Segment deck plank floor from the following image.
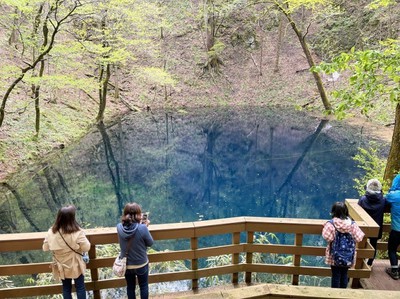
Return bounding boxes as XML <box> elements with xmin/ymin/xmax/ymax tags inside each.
<box><xmin>153</xmin><ymin>259</ymin><xmax>400</xmax><ymax>298</ymax></box>
<box><xmin>360</xmin><ymin>259</ymin><xmax>400</xmax><ymax>291</ymax></box>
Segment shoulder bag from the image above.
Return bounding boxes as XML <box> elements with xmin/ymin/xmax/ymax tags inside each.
<box><xmin>113</xmin><ymin>237</ymin><xmax>133</xmax><ymax>277</ymax></box>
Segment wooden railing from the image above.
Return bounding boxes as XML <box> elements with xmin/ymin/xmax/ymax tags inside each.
<box><xmin>0</xmin><ymin>199</ymin><xmax>380</xmax><ymax>299</ymax></box>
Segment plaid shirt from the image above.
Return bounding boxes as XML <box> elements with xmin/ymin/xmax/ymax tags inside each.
<box><xmin>322</xmin><ymin>218</ymin><xmax>365</xmax><ymax>266</ymax></box>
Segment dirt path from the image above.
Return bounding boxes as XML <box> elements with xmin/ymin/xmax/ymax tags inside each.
<box><xmin>344</xmin><ymin>117</ymin><xmax>393</xmax><ymax>143</ymax></box>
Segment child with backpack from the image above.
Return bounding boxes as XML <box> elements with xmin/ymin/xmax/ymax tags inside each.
<box><xmin>322</xmin><ymin>201</ymin><xmax>365</xmax><ymax>288</ymax></box>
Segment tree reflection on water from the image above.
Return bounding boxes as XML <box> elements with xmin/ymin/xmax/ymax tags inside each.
<box><xmin>0</xmin><ymin>107</ymin><xmax>380</xmax><ymax>236</ymax></box>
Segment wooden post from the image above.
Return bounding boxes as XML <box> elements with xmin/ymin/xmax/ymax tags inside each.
<box><xmin>245</xmin><ymin>231</ymin><xmax>254</xmax><ymax>284</ymax></box>
<box><xmin>232</xmin><ymin>232</ymin><xmax>240</xmax><ymax>284</ymax></box>
<box><xmin>351</xmin><ymin>238</ymin><xmax>367</xmax><ymax>288</ymax></box>
<box><xmin>191</xmin><ymin>237</ymin><xmax>198</xmax><ymax>290</ymax></box>
<box><xmin>292</xmin><ymin>233</ymin><xmax>303</xmax><ymax>285</ymax></box>
<box><xmin>88</xmin><ymin>245</ymin><xmax>100</xmax><ymax>299</ymax></box>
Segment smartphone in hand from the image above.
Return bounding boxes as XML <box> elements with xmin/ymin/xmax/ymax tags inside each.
<box><xmin>141</xmin><ymin>212</ymin><xmax>150</xmax><ymax>224</ymax></box>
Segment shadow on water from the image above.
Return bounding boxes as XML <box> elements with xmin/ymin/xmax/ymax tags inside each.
<box><xmin>0</xmin><ymin>107</ymin><xmax>383</xmax><ymax>236</ymax></box>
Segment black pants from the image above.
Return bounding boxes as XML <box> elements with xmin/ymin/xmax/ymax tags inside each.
<box><xmin>331</xmin><ymin>266</ymin><xmax>349</xmax><ymax>288</ymax></box>
<box><xmin>367</xmin><ymin>237</ymin><xmax>378</xmax><ymax>266</ymax></box>
<box><xmin>388</xmin><ymin>230</ymin><xmax>400</xmax><ymax>267</ymax></box>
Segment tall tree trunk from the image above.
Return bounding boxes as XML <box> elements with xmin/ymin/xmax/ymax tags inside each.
<box><xmin>276</xmin><ymin>4</ymin><xmax>332</xmax><ymax>112</ymax></box>
<box><xmin>33</xmin><ymin>59</ymin><xmax>45</xmax><ymax>135</ymax></box>
<box><xmin>96</xmin><ymin>63</ymin><xmax>110</xmax><ymax>122</ymax></box>
<box><xmin>384</xmin><ymin>103</ymin><xmax>400</xmax><ymax>184</ymax></box>
<box><xmin>274</xmin><ymin>14</ymin><xmax>284</xmax><ymax>73</ymax></box>
<box><xmin>204</xmin><ymin>0</ymin><xmax>214</xmax><ymax>51</ymax></box>
<box><xmin>96</xmin><ymin>13</ymin><xmax>111</xmax><ymax>123</ymax></box>
<box><xmin>114</xmin><ymin>65</ymin><xmax>120</xmax><ymax>99</ymax></box>
<box><xmin>8</xmin><ymin>8</ymin><xmax>20</xmax><ymax>47</ymax></box>
<box><xmin>202</xmin><ymin>0</ymin><xmax>221</xmax><ymax>72</ymax></box>
<box><xmin>32</xmin><ymin>8</ymin><xmax>49</xmax><ymax>136</ymax></box>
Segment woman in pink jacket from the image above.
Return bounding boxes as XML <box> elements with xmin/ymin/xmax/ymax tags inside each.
<box><xmin>43</xmin><ymin>205</ymin><xmax>91</xmax><ymax>299</ymax></box>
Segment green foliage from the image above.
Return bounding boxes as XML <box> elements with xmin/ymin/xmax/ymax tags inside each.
<box><xmin>310</xmin><ymin>6</ymin><xmax>358</xmax><ymax>61</ymax></box>
<box><xmin>201</xmin><ymin>232</ymin><xmax>295</xmax><ymax>287</ymax></box>
<box><xmin>353</xmin><ymin>143</ymin><xmax>386</xmax><ymax>195</ymax></box>
<box><xmin>148</xmin><ymin>248</ymin><xmax>189</xmax><ymax>273</ymax></box>
<box><xmin>286</xmin><ymin>0</ymin><xmax>328</xmax><ymax>12</ymax></box>
<box><xmin>314</xmin><ymin>39</ymin><xmax>400</xmax><ymax>119</ymax></box>
<box><xmin>208</xmin><ymin>40</ymin><xmax>225</xmax><ymax>59</ymax></box>
<box><xmin>367</xmin><ymin>0</ymin><xmax>396</xmax><ymax>9</ymax></box>
<box><xmin>138</xmin><ymin>67</ymin><xmax>177</xmax><ymax>87</ymax></box>
<box><xmin>24</xmin><ymin>74</ymin><xmax>97</xmax><ymax>94</ymax></box>
<box><xmin>252</xmin><ymin>232</ymin><xmax>292</xmax><ymax>264</ymax></box>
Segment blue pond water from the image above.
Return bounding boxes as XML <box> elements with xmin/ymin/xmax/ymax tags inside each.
<box><xmin>0</xmin><ymin>106</ymin><xmax>387</xmax><ymax>292</ymax></box>
<box><xmin>0</xmin><ymin>107</ymin><xmax>375</xmax><ymax>236</ymax></box>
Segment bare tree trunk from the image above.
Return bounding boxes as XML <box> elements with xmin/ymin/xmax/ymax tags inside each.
<box><xmin>33</xmin><ymin>7</ymin><xmax>49</xmax><ymax>136</ymax></box>
<box><xmin>96</xmin><ymin>63</ymin><xmax>110</xmax><ymax>122</ymax></box>
<box><xmin>33</xmin><ymin>59</ymin><xmax>45</xmax><ymax>136</ymax></box>
<box><xmin>204</xmin><ymin>0</ymin><xmax>214</xmax><ymax>51</ymax></box>
<box><xmin>96</xmin><ymin>12</ymin><xmax>111</xmax><ymax>123</ymax></box>
<box><xmin>8</xmin><ymin>8</ymin><xmax>20</xmax><ymax>46</ymax></box>
<box><xmin>276</xmin><ymin>4</ymin><xmax>332</xmax><ymax>112</ymax></box>
<box><xmin>114</xmin><ymin>65</ymin><xmax>120</xmax><ymax>99</ymax></box>
<box><xmin>202</xmin><ymin>0</ymin><xmax>222</xmax><ymax>73</ymax></box>
<box><xmin>259</xmin><ymin>34</ymin><xmax>263</xmax><ymax>77</ymax></box>
<box><xmin>274</xmin><ymin>14</ymin><xmax>284</xmax><ymax>73</ymax></box>
<box><xmin>384</xmin><ymin>103</ymin><xmax>400</xmax><ymax>184</ymax></box>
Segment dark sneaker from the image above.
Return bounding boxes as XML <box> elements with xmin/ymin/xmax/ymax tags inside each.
<box><xmin>386</xmin><ymin>267</ymin><xmax>399</xmax><ymax>280</ymax></box>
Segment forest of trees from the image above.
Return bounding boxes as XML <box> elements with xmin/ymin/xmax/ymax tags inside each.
<box><xmin>0</xmin><ymin>0</ymin><xmax>399</xmax><ymax>184</ymax></box>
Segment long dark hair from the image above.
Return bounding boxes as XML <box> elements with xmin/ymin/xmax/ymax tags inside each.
<box><xmin>121</xmin><ymin>202</ymin><xmax>142</xmax><ymax>225</ymax></box>
<box><xmin>330</xmin><ymin>201</ymin><xmax>349</xmax><ymax>220</ymax></box>
<box><xmin>52</xmin><ymin>205</ymin><xmax>81</xmax><ymax>234</ymax></box>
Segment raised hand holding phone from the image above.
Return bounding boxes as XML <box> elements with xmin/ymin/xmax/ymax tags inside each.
<box><xmin>141</xmin><ymin>212</ymin><xmax>150</xmax><ymax>226</ymax></box>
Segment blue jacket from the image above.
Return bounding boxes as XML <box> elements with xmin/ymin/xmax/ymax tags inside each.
<box><xmin>386</xmin><ymin>174</ymin><xmax>400</xmax><ymax>232</ymax></box>
<box><xmin>358</xmin><ymin>190</ymin><xmax>387</xmax><ymax>238</ymax></box>
<box><xmin>117</xmin><ymin>222</ymin><xmax>154</xmax><ymax>266</ymax></box>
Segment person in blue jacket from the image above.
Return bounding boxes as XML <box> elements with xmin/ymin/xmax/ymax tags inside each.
<box><xmin>117</xmin><ymin>202</ymin><xmax>154</xmax><ymax>299</ymax></box>
<box><xmin>385</xmin><ymin>174</ymin><xmax>400</xmax><ymax>280</ymax></box>
<box><xmin>358</xmin><ymin>178</ymin><xmax>387</xmax><ymax>266</ymax></box>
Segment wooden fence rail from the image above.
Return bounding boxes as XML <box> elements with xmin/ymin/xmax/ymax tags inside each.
<box><xmin>0</xmin><ymin>199</ymin><xmax>382</xmax><ymax>298</ymax></box>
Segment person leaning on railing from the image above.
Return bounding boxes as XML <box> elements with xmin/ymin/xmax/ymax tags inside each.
<box><xmin>43</xmin><ymin>205</ymin><xmax>91</xmax><ymax>299</ymax></box>
<box><xmin>358</xmin><ymin>178</ymin><xmax>387</xmax><ymax>267</ymax></box>
<box><xmin>117</xmin><ymin>202</ymin><xmax>154</xmax><ymax>299</ymax></box>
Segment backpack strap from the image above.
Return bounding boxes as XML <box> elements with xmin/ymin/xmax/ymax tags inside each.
<box><xmin>328</xmin><ymin>219</ymin><xmax>336</xmax><ymax>230</ymax></box>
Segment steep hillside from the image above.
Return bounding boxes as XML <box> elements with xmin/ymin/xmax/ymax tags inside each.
<box><xmin>0</xmin><ymin>1</ymin><xmax>398</xmax><ymax>181</ymax></box>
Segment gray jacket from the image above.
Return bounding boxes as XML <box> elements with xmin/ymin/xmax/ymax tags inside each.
<box><xmin>117</xmin><ymin>222</ymin><xmax>154</xmax><ymax>265</ymax></box>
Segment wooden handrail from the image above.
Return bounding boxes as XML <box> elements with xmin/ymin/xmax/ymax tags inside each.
<box><xmin>0</xmin><ymin>199</ymin><xmax>380</xmax><ymax>298</ymax></box>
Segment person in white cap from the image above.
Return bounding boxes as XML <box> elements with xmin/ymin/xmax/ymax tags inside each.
<box><xmin>358</xmin><ymin>178</ymin><xmax>387</xmax><ymax>267</ymax></box>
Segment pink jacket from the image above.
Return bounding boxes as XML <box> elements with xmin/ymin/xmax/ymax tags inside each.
<box><xmin>322</xmin><ymin>217</ymin><xmax>365</xmax><ymax>266</ymax></box>
<box><xmin>43</xmin><ymin>229</ymin><xmax>91</xmax><ymax>280</ymax></box>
